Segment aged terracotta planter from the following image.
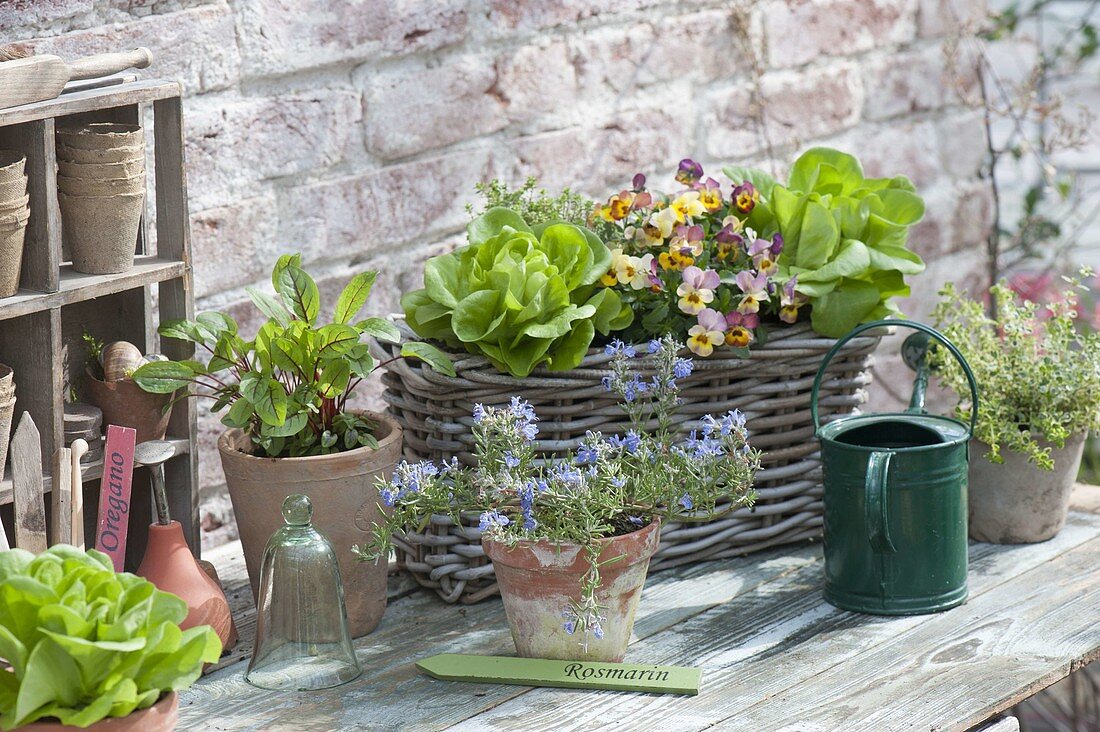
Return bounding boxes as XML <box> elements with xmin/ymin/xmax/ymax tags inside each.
<box><xmin>484</xmin><ymin>520</ymin><xmax>661</xmax><ymax>662</ymax></box>
<box><xmin>85</xmin><ymin>370</ymin><xmax>172</xmax><ymax>442</ymax></box>
<box><xmin>968</xmin><ymin>433</ymin><xmax>1088</xmax><ymax>544</ymax></box>
<box><xmin>23</xmin><ymin>692</ymin><xmax>177</xmax><ymax>731</ymax></box>
<box><xmin>218</xmin><ymin>410</ymin><xmax>402</xmax><ymax>638</ymax></box>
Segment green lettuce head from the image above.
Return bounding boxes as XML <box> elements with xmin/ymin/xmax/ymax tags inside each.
<box><xmin>403</xmin><ymin>208</ymin><xmax>633</xmax><ymax>377</ymax></box>
<box><xmin>0</xmin><ymin>545</ymin><xmax>221</xmax><ymax>730</ymax></box>
<box><xmin>728</xmin><ymin>147</ymin><xmax>926</xmax><ymax>337</ymax></box>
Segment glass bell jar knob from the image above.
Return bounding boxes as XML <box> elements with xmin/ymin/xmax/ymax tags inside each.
<box><xmin>245</xmin><ymin>494</ymin><xmax>362</xmax><ymax>690</ymax></box>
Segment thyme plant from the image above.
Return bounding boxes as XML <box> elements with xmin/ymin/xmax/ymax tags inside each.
<box><xmin>358</xmin><ymin>336</ymin><xmax>760</xmax><ymax>648</ymax></box>
<box><xmin>931</xmin><ymin>278</ymin><xmax>1100</xmax><ymax>469</ymax></box>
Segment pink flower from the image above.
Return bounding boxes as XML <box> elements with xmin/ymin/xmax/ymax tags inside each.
<box><xmin>734</xmin><ymin>270</ymin><xmax>770</xmax><ymax>314</ymax></box>
<box><xmin>724</xmin><ymin>311</ymin><xmax>758</xmax><ymax>347</ymax></box>
<box><xmin>688</xmin><ymin>308</ymin><xmax>726</xmax><ymax>357</ymax></box>
<box><xmin>677</xmin><ymin>266</ymin><xmax>720</xmax><ymax>315</ymax></box>
<box><xmin>748</xmin><ymin>238</ymin><xmax>779</xmax><ymax>276</ymax></box>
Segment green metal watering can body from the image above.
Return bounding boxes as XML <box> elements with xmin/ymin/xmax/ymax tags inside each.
<box><xmin>812</xmin><ymin>321</ymin><xmax>980</xmax><ymax>616</ymax></box>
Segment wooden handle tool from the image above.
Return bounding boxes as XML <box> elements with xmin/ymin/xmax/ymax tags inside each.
<box><xmin>70</xmin><ymin>439</ymin><xmax>88</xmax><ymax>551</ymax></box>
<box><xmin>0</xmin><ymin>48</ymin><xmax>153</xmax><ymax>111</ymax></box>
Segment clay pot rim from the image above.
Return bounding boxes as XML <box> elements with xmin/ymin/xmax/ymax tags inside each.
<box><xmin>25</xmin><ymin>691</ymin><xmax>178</xmax><ymax>730</ymax></box>
<box><xmin>484</xmin><ymin>518</ymin><xmax>661</xmax><ymax>570</ymax></box>
<box><xmin>217</xmin><ymin>409</ymin><xmax>402</xmax><ymax>464</ymax></box>
<box><xmin>970</xmin><ymin>432</ymin><xmax>1088</xmax><ymax>454</ymax></box>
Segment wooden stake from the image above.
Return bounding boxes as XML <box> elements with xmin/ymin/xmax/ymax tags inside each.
<box><xmin>50</xmin><ymin>446</ymin><xmax>72</xmax><ymax>545</ymax></box>
<box><xmin>70</xmin><ymin>439</ymin><xmax>88</xmax><ymax>551</ymax></box>
<box><xmin>9</xmin><ymin>412</ymin><xmax>46</xmax><ymax>553</ymax></box>
<box><xmin>416</xmin><ymin>654</ymin><xmax>701</xmax><ymax>696</ymax></box>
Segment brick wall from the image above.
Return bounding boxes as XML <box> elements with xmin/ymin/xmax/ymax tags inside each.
<box><xmin>1</xmin><ymin>0</ymin><xmax>992</xmax><ymax>546</ymax></box>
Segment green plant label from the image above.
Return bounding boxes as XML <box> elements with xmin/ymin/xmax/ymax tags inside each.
<box><xmin>416</xmin><ymin>653</ymin><xmax>701</xmax><ymax>695</ymax></box>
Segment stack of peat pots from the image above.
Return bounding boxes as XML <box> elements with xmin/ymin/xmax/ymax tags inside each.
<box><xmin>56</xmin><ymin>123</ymin><xmax>145</xmax><ymax>275</ymax></box>
<box><xmin>0</xmin><ymin>365</ymin><xmax>14</xmax><ymax>479</ymax></box>
<box><xmin>0</xmin><ymin>150</ymin><xmax>29</xmax><ymax>297</ymax></box>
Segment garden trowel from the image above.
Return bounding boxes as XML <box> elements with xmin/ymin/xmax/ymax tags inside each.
<box><xmin>0</xmin><ymin>48</ymin><xmax>153</xmax><ymax>111</ymax></box>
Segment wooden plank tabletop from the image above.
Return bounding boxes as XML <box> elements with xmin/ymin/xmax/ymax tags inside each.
<box><xmin>181</xmin><ymin>489</ymin><xmax>1100</xmax><ymax>732</ymax></box>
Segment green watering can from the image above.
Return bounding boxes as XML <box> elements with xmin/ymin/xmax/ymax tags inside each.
<box><xmin>811</xmin><ymin>320</ymin><xmax>979</xmax><ymax>616</ymax></box>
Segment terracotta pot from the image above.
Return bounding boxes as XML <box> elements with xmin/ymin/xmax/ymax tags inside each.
<box><xmin>968</xmin><ymin>433</ymin><xmax>1088</xmax><ymax>543</ymax></box>
<box><xmin>58</xmin><ymin>190</ymin><xmax>143</xmax><ymax>275</ymax></box>
<box><xmin>57</xmin><ymin>159</ymin><xmax>144</xmax><ymax>180</ymax></box>
<box><xmin>217</xmin><ymin>410</ymin><xmax>403</xmax><ymax>638</ymax></box>
<box><xmin>85</xmin><ymin>371</ymin><xmax>172</xmax><ymax>442</ymax></box>
<box><xmin>23</xmin><ymin>692</ymin><xmax>178</xmax><ymax>731</ymax></box>
<box><xmin>0</xmin><ymin>394</ymin><xmax>14</xmax><ymax>481</ymax></box>
<box><xmin>484</xmin><ymin>520</ymin><xmax>661</xmax><ymax>662</ymax></box>
<box><xmin>56</xmin><ymin>123</ymin><xmax>144</xmax><ymax>150</ymax></box>
<box><xmin>138</xmin><ymin>521</ymin><xmax>236</xmax><ymax>649</ymax></box>
<box><xmin>0</xmin><ymin>150</ymin><xmax>25</xmax><ymax>182</ymax></box>
<box><xmin>0</xmin><ymin>222</ymin><xmax>25</xmax><ymax>297</ymax></box>
<box><xmin>56</xmin><ymin>143</ymin><xmax>143</xmax><ymax>165</ymax></box>
<box><xmin>58</xmin><ymin>173</ymin><xmax>144</xmax><ymax>198</ymax></box>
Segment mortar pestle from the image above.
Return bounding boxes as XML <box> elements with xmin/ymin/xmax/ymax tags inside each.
<box><xmin>134</xmin><ymin>440</ymin><xmax>237</xmax><ymax>650</ymax></box>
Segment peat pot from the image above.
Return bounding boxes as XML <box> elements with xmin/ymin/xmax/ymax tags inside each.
<box><xmin>483</xmin><ymin>520</ymin><xmax>660</xmax><ymax>662</ymax></box>
<box><xmin>218</xmin><ymin>411</ymin><xmax>403</xmax><ymax>638</ymax></box>
<box><xmin>814</xmin><ymin>321</ymin><xmax>978</xmax><ymax>616</ymax></box>
<box><xmin>23</xmin><ymin>692</ymin><xmax>178</xmax><ymax>731</ymax></box>
<box><xmin>968</xmin><ymin>432</ymin><xmax>1088</xmax><ymax>544</ymax></box>
<box><xmin>58</xmin><ymin>190</ymin><xmax>143</xmax><ymax>275</ymax></box>
<box><xmin>85</xmin><ymin>370</ymin><xmax>172</xmax><ymax>443</ymax></box>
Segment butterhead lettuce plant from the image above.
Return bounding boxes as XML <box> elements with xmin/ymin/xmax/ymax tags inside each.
<box><xmin>0</xmin><ymin>545</ymin><xmax>221</xmax><ymax>730</ymax></box>
<box><xmin>402</xmin><ymin>208</ymin><xmax>633</xmax><ymax>377</ymax></box>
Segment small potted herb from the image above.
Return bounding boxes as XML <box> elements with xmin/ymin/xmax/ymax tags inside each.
<box><xmin>931</xmin><ymin>278</ymin><xmax>1100</xmax><ymax>543</ymax></box>
<box><xmin>132</xmin><ymin>255</ymin><xmax>453</xmax><ymax>636</ymax></box>
<box><xmin>0</xmin><ymin>545</ymin><xmax>221</xmax><ymax>731</ymax></box>
<box><xmin>360</xmin><ymin>337</ymin><xmax>759</xmax><ymax>661</ymax></box>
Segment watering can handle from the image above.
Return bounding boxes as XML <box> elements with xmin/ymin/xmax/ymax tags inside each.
<box><xmin>866</xmin><ymin>451</ymin><xmax>897</xmax><ymax>554</ymax></box>
<box><xmin>810</xmin><ymin>320</ymin><xmax>979</xmax><ymax>438</ymax></box>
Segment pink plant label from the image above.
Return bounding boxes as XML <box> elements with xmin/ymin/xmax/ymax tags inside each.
<box><xmin>96</xmin><ymin>425</ymin><xmax>136</xmax><ymax>570</ymax></box>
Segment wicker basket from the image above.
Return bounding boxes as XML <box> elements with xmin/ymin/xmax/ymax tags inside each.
<box><xmin>374</xmin><ymin>320</ymin><xmax>886</xmax><ymax>603</ymax></box>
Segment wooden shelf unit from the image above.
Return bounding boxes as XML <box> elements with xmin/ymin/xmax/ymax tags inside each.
<box><xmin>0</xmin><ymin>79</ymin><xmax>199</xmax><ymax>568</ymax></box>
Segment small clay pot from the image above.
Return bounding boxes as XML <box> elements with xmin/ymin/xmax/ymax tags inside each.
<box><xmin>0</xmin><ymin>174</ymin><xmax>27</xmax><ymax>202</ymax></box>
<box><xmin>56</xmin><ymin>123</ymin><xmax>144</xmax><ymax>150</ymax></box>
<box><xmin>968</xmin><ymin>433</ymin><xmax>1088</xmax><ymax>543</ymax></box>
<box><xmin>58</xmin><ymin>158</ymin><xmax>144</xmax><ymax>180</ymax></box>
<box><xmin>58</xmin><ymin>190</ymin><xmax>143</xmax><ymax>275</ymax></box>
<box><xmin>56</xmin><ymin>143</ymin><xmax>144</xmax><ymax>165</ymax></box>
<box><xmin>24</xmin><ymin>692</ymin><xmax>178</xmax><ymax>731</ymax></box>
<box><xmin>0</xmin><ymin>394</ymin><xmax>15</xmax><ymax>481</ymax></box>
<box><xmin>0</xmin><ymin>222</ymin><xmax>26</xmax><ymax>297</ymax></box>
<box><xmin>138</xmin><ymin>520</ymin><xmax>236</xmax><ymax>649</ymax></box>
<box><xmin>58</xmin><ymin>173</ymin><xmax>145</xmax><ymax>197</ymax></box>
<box><xmin>484</xmin><ymin>519</ymin><xmax>661</xmax><ymax>662</ymax></box>
<box><xmin>0</xmin><ymin>150</ymin><xmax>26</xmax><ymax>182</ymax></box>
<box><xmin>85</xmin><ymin>370</ymin><xmax>172</xmax><ymax>443</ymax></box>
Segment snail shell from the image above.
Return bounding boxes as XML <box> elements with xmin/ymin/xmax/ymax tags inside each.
<box><xmin>101</xmin><ymin>341</ymin><xmax>145</xmax><ymax>382</ymax></box>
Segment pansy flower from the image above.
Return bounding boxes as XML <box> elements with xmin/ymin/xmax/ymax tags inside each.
<box><xmin>650</xmin><ymin>206</ymin><xmax>679</xmax><ymax>239</ymax></box>
<box><xmin>675</xmin><ymin>158</ymin><xmax>703</xmax><ymax>186</ymax></box>
<box><xmin>670</xmin><ymin>191</ymin><xmax>705</xmax><ymax>223</ymax></box>
<box><xmin>748</xmin><ymin>238</ymin><xmax>779</xmax><ymax>276</ymax></box>
<box><xmin>779</xmin><ymin>276</ymin><xmax>808</xmax><ymax>323</ymax></box>
<box><xmin>725</xmin><ymin>311</ymin><xmax>759</xmax><ymax>347</ymax></box>
<box><xmin>732</xmin><ymin>181</ymin><xmax>758</xmax><ymax>214</ymax></box>
<box><xmin>687</xmin><ymin>308</ymin><xmax>726</xmax><ymax>357</ymax></box>
<box><xmin>670</xmin><ymin>224</ymin><xmax>705</xmax><ymax>257</ymax></box>
<box><xmin>734</xmin><ymin>270</ymin><xmax>770</xmax><ymax>314</ymax></box>
<box><xmin>601</xmin><ymin>248</ymin><xmax>631</xmax><ymax>286</ymax></box>
<box><xmin>676</xmin><ymin>266</ymin><xmax>720</xmax><ymax>314</ymax></box>
<box><xmin>698</xmin><ymin>177</ymin><xmax>723</xmax><ymax>212</ymax></box>
<box><xmin>715</xmin><ymin>220</ymin><xmax>745</xmax><ymax>262</ymax></box>
<box><xmin>631</xmin><ymin>253</ymin><xmax>656</xmax><ymax>289</ymax></box>
<box><xmin>658</xmin><ymin>248</ymin><xmax>694</xmax><ymax>271</ymax></box>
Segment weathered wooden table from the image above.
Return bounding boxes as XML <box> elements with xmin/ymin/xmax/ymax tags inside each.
<box><xmin>182</xmin><ymin>493</ymin><xmax>1100</xmax><ymax>731</ymax></box>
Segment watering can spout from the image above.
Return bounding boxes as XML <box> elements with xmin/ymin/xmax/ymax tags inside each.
<box><xmin>901</xmin><ymin>332</ymin><xmax>933</xmax><ymax>414</ymax></box>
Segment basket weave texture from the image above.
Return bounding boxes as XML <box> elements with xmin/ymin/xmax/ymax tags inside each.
<box><xmin>374</xmin><ymin>320</ymin><xmax>885</xmax><ymax>604</ymax></box>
